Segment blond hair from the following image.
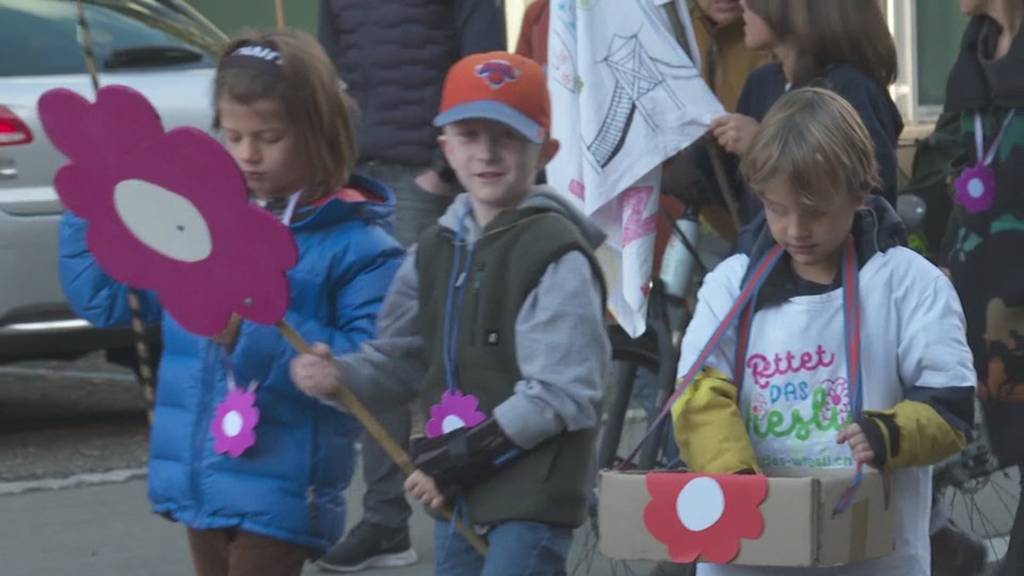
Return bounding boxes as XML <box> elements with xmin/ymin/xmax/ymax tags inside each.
<box><xmin>740</xmin><ymin>87</ymin><xmax>880</xmax><ymax>209</ymax></box>
<box><xmin>213</xmin><ymin>29</ymin><xmax>358</xmax><ymax>201</ymax></box>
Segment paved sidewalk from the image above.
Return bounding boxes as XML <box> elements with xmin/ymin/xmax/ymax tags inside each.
<box><xmin>0</xmin><ymin>473</ymin><xmax>654</xmax><ymax>576</ymax></box>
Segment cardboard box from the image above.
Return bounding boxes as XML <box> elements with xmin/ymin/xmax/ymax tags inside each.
<box><xmin>598</xmin><ymin>468</ymin><xmax>896</xmax><ymax>567</ymax></box>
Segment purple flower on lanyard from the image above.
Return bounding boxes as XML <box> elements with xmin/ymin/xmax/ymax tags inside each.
<box><xmin>425</xmin><ymin>390</ymin><xmax>486</xmax><ymax>438</ymax></box>
<box><xmin>954</xmin><ymin>164</ymin><xmax>998</xmax><ymax>214</ymax></box>
<box><xmin>212</xmin><ymin>387</ymin><xmax>260</xmax><ymax>457</ymax></box>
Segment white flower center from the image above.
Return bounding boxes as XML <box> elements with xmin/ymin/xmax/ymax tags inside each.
<box><xmin>441</xmin><ymin>415</ymin><xmax>466</xmax><ymax>434</ymax></box>
<box><xmin>676</xmin><ymin>476</ymin><xmax>726</xmax><ymax>532</ymax></box>
<box><xmin>967</xmin><ymin>177</ymin><xmax>986</xmax><ymax>199</ymax></box>
<box><xmin>222</xmin><ymin>410</ymin><xmax>244</xmax><ymax>438</ymax></box>
<box><xmin>114</xmin><ymin>179</ymin><xmax>213</xmax><ymax>263</ymax></box>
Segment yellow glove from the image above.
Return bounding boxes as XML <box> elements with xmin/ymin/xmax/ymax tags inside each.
<box><xmin>672</xmin><ymin>368</ymin><xmax>761</xmax><ymax>474</ymax></box>
<box><xmin>859</xmin><ymin>400</ymin><xmax>966</xmax><ymax>469</ymax></box>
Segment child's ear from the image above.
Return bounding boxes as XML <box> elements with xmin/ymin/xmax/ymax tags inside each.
<box><xmin>538</xmin><ymin>138</ymin><xmax>560</xmax><ymax>167</ymax></box>
<box><xmin>438</xmin><ymin>134</ymin><xmax>452</xmax><ymax>162</ymax></box>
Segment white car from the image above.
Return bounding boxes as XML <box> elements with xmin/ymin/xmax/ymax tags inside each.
<box><xmin>0</xmin><ymin>0</ymin><xmax>226</xmax><ymax>364</ymax></box>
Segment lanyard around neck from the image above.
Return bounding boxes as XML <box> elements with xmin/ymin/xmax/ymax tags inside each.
<box><xmin>443</xmin><ymin>210</ymin><xmax>477</xmax><ymax>392</ymax></box>
<box><xmin>280</xmin><ymin>190</ymin><xmax>301</xmax><ymax>225</ymax></box>
<box><xmin>619</xmin><ymin>242</ymin><xmax>785</xmax><ymax>467</ymax></box>
<box><xmin>620</xmin><ymin>237</ymin><xmax>870</xmax><ymax>515</ymax></box>
<box><xmin>973</xmin><ymin>110</ymin><xmax>1016</xmax><ymax>167</ymax></box>
<box><xmin>734</xmin><ymin>238</ymin><xmax>863</xmax><ymax>417</ymax></box>
<box><xmin>734</xmin><ymin>238</ymin><xmax>867</xmax><ymax>515</ymax></box>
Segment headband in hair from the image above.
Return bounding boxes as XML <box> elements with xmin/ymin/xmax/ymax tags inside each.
<box><xmin>219</xmin><ymin>42</ymin><xmax>284</xmax><ymax>74</ymax></box>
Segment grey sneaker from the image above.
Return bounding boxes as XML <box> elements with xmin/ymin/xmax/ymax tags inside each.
<box><xmin>316</xmin><ymin>521</ymin><xmax>417</xmax><ymax>573</ymax></box>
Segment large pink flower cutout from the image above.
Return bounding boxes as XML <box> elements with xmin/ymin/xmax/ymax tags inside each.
<box><xmin>425</xmin><ymin>390</ymin><xmax>486</xmax><ymax>438</ymax></box>
<box><xmin>954</xmin><ymin>164</ymin><xmax>998</xmax><ymax>214</ymax></box>
<box><xmin>212</xmin><ymin>388</ymin><xmax>260</xmax><ymax>458</ymax></box>
<box><xmin>644</xmin><ymin>473</ymin><xmax>768</xmax><ymax>564</ymax></box>
<box><xmin>37</xmin><ymin>85</ymin><xmax>298</xmax><ymax>337</ymax></box>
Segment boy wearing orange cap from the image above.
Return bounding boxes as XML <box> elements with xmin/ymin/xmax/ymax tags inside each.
<box><xmin>291</xmin><ymin>51</ymin><xmax>610</xmax><ymax>574</ymax></box>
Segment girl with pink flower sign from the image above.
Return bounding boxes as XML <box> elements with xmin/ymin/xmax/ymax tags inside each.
<box><xmin>56</xmin><ymin>29</ymin><xmax>403</xmax><ymax>576</ymax></box>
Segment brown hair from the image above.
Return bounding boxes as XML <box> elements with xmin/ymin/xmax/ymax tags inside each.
<box><xmin>213</xmin><ymin>29</ymin><xmax>357</xmax><ymax>200</ymax></box>
<box><xmin>744</xmin><ymin>0</ymin><xmax>898</xmax><ymax>88</ymax></box>
<box><xmin>740</xmin><ymin>87</ymin><xmax>880</xmax><ymax>209</ymax></box>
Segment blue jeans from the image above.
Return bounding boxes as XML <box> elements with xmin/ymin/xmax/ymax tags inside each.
<box><xmin>433</xmin><ymin>520</ymin><xmax>573</xmax><ymax>576</ymax></box>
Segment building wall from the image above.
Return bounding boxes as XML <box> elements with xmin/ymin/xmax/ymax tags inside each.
<box><xmin>186</xmin><ymin>0</ymin><xmax>318</xmax><ymax>38</ymax></box>
<box><xmin>915</xmin><ymin>0</ymin><xmax>967</xmax><ymax>108</ymax></box>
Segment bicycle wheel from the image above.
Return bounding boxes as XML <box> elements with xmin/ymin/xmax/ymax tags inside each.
<box><xmin>571</xmin><ymin>319</ymin><xmax>694</xmax><ymax>576</ymax></box>
<box><xmin>597</xmin><ymin>359</ymin><xmax>642</xmax><ymax>470</ymax></box>
<box><xmin>572</xmin><ymin>357</ymin><xmax>660</xmax><ymax>576</ymax></box>
<box><xmin>934</xmin><ymin>400</ymin><xmax>1021</xmax><ymax>565</ymax></box>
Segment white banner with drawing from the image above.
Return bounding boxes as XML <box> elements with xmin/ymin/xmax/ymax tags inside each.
<box><xmin>546</xmin><ymin>0</ymin><xmax>723</xmax><ymax>336</ymax></box>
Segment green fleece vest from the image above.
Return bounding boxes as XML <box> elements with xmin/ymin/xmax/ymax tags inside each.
<box><xmin>416</xmin><ymin>206</ymin><xmax>605</xmax><ymax>527</ymax></box>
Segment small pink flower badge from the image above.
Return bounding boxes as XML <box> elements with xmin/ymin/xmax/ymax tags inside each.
<box><xmin>954</xmin><ymin>164</ymin><xmax>998</xmax><ymax>214</ymax></box>
<box><xmin>425</xmin><ymin>390</ymin><xmax>486</xmax><ymax>438</ymax></box>
<box><xmin>37</xmin><ymin>85</ymin><xmax>298</xmax><ymax>337</ymax></box>
<box><xmin>750</xmin><ymin>393</ymin><xmax>768</xmax><ymax>418</ymax></box>
<box><xmin>820</xmin><ymin>378</ymin><xmax>851</xmax><ymax>424</ymax></box>
<box><xmin>212</xmin><ymin>388</ymin><xmax>260</xmax><ymax>458</ymax></box>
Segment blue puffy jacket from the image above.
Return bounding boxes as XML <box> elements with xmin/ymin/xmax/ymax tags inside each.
<box><xmin>59</xmin><ymin>174</ymin><xmax>405</xmax><ymax>551</ymax></box>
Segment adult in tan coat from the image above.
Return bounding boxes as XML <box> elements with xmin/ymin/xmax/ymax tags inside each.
<box><xmin>657</xmin><ymin>0</ymin><xmax>768</xmax><ymax>263</ymax></box>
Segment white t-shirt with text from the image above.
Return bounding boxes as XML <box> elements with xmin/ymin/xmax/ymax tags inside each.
<box><xmin>677</xmin><ymin>247</ymin><xmax>975</xmax><ymax>576</ymax></box>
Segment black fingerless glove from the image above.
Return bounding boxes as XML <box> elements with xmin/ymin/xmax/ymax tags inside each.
<box><xmin>410</xmin><ymin>418</ymin><xmax>524</xmax><ymax>492</ymax></box>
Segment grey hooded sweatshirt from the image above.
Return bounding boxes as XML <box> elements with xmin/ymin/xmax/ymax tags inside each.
<box><xmin>337</xmin><ymin>186</ymin><xmax>611</xmax><ymax>450</ymax></box>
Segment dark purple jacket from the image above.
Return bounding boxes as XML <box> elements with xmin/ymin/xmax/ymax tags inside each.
<box><xmin>318</xmin><ymin>0</ymin><xmax>506</xmax><ymax>167</ymax></box>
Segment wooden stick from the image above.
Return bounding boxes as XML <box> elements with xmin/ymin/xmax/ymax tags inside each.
<box><xmin>75</xmin><ymin>1</ymin><xmax>100</xmax><ymax>95</ymax></box>
<box><xmin>275</xmin><ymin>320</ymin><xmax>489</xmax><ymax>556</ymax></box>
<box><xmin>274</xmin><ymin>0</ymin><xmax>286</xmax><ymax>28</ymax></box>
<box><xmin>708</xmin><ymin>143</ymin><xmax>742</xmax><ymax>231</ymax></box>
<box><xmin>77</xmin><ymin>0</ymin><xmax>159</xmax><ymax>427</ymax></box>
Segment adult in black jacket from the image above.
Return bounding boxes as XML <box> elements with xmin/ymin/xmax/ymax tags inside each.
<box><xmin>940</xmin><ymin>1</ymin><xmax>1024</xmax><ymax>575</ymax></box>
<box><xmin>316</xmin><ymin>1</ymin><xmax>505</xmax><ymax>571</ymax></box>
<box><xmin>704</xmin><ymin>0</ymin><xmax>902</xmax><ymax>252</ymax></box>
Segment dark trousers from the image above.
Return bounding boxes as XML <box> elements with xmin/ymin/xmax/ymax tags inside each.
<box><xmin>354</xmin><ymin>162</ymin><xmax>453</xmax><ymax>530</ymax></box>
<box><xmin>998</xmin><ymin>468</ymin><xmax>1024</xmax><ymax>575</ymax></box>
<box><xmin>186</xmin><ymin>528</ymin><xmax>312</xmax><ymax>576</ymax></box>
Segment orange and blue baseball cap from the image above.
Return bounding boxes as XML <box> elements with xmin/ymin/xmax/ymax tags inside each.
<box><xmin>433</xmin><ymin>51</ymin><xmax>550</xmax><ymax>143</ymax></box>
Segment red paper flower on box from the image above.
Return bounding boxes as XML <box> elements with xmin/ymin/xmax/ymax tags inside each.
<box><xmin>37</xmin><ymin>85</ymin><xmax>298</xmax><ymax>337</ymax></box>
<box><xmin>644</xmin><ymin>473</ymin><xmax>769</xmax><ymax>564</ymax></box>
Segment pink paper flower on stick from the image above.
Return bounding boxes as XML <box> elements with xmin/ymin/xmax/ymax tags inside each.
<box><xmin>425</xmin><ymin>390</ymin><xmax>487</xmax><ymax>438</ymax></box>
<box><xmin>212</xmin><ymin>388</ymin><xmax>260</xmax><ymax>458</ymax></box>
<box><xmin>37</xmin><ymin>85</ymin><xmax>298</xmax><ymax>337</ymax></box>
